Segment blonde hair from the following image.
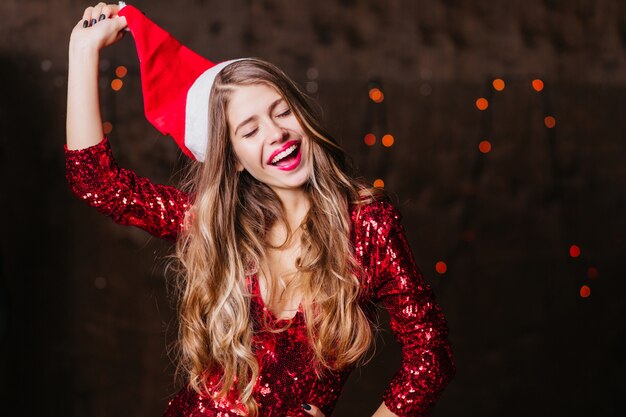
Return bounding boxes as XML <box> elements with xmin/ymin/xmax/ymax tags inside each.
<box><xmin>171</xmin><ymin>59</ymin><xmax>383</xmax><ymax>416</ymax></box>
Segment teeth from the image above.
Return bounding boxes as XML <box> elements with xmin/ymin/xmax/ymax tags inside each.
<box><xmin>270</xmin><ymin>144</ymin><xmax>298</xmax><ymax>165</ymax></box>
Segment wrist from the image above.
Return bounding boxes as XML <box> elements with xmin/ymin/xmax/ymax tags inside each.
<box><xmin>69</xmin><ymin>36</ymin><xmax>101</xmax><ymax>58</ymax></box>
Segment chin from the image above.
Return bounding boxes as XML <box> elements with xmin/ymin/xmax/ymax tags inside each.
<box><xmin>272</xmin><ymin>171</ymin><xmax>311</xmax><ymax>191</ymax></box>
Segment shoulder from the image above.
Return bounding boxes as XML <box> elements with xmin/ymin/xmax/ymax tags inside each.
<box><xmin>349</xmin><ymin>197</ymin><xmax>403</xmax><ymax>247</ymax></box>
<box><xmin>350</xmin><ymin>197</ymin><xmax>402</xmax><ymax>225</ymax></box>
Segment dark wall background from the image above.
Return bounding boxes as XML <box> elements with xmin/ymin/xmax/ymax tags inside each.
<box><xmin>1</xmin><ymin>0</ymin><xmax>625</xmax><ymax>416</ymax></box>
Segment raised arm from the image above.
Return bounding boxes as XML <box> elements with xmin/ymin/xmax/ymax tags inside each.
<box><xmin>65</xmin><ymin>3</ymin><xmax>190</xmax><ymax>241</ymax></box>
<box><xmin>67</xmin><ymin>2</ymin><xmax>126</xmax><ymax>151</ymax></box>
<box><xmin>355</xmin><ymin>201</ymin><xmax>455</xmax><ymax>417</ymax></box>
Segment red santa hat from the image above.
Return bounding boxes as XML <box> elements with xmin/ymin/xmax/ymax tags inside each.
<box><xmin>118</xmin><ymin>2</ymin><xmax>245</xmax><ymax>161</ymax></box>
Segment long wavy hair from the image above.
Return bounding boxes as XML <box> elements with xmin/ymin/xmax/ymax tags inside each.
<box><xmin>171</xmin><ymin>58</ymin><xmax>383</xmax><ymax>416</ymax></box>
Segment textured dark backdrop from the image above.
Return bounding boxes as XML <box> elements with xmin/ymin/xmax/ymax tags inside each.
<box><xmin>1</xmin><ymin>0</ymin><xmax>625</xmax><ymax>416</ymax></box>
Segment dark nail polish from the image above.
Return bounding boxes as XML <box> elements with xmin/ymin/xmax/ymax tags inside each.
<box><xmin>301</xmin><ymin>403</ymin><xmax>311</xmax><ymax>411</ymax></box>
<box><xmin>90</xmin><ymin>18</ymin><xmax>97</xmax><ymax>26</ymax></box>
<box><xmin>99</xmin><ymin>14</ymin><xmax>105</xmax><ymax>21</ymax></box>
<box><xmin>82</xmin><ymin>20</ymin><xmax>88</xmax><ymax>28</ymax></box>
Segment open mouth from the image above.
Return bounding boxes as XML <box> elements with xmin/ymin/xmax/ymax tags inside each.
<box><xmin>269</xmin><ymin>142</ymin><xmax>301</xmax><ymax>168</ymax></box>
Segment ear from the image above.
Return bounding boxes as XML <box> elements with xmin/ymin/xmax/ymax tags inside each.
<box><xmin>236</xmin><ymin>161</ymin><xmax>244</xmax><ymax>172</ymax></box>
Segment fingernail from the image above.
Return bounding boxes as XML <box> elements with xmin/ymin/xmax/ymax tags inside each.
<box><xmin>99</xmin><ymin>14</ymin><xmax>105</xmax><ymax>21</ymax></box>
<box><xmin>301</xmin><ymin>404</ymin><xmax>311</xmax><ymax>411</ymax></box>
<box><xmin>90</xmin><ymin>18</ymin><xmax>97</xmax><ymax>26</ymax></box>
<box><xmin>82</xmin><ymin>20</ymin><xmax>89</xmax><ymax>28</ymax></box>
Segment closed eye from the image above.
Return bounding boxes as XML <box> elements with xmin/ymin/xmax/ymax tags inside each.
<box><xmin>276</xmin><ymin>108</ymin><xmax>292</xmax><ymax>117</ymax></box>
<box><xmin>242</xmin><ymin>128</ymin><xmax>258</xmax><ymax>138</ymax></box>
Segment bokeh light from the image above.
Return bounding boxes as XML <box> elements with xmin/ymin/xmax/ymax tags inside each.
<box><xmin>306</xmin><ymin>67</ymin><xmax>319</xmax><ymax>80</ymax></box>
<box><xmin>382</xmin><ymin>134</ymin><xmax>395</xmax><ymax>147</ymax></box>
<box><xmin>544</xmin><ymin>116</ymin><xmax>556</xmax><ymax>128</ymax></box>
<box><xmin>569</xmin><ymin>244</ymin><xmax>581</xmax><ymax>258</ymax></box>
<box><xmin>419</xmin><ymin>83</ymin><xmax>432</xmax><ymax>96</ymax></box>
<box><xmin>111</xmin><ymin>78</ymin><xmax>123</xmax><ymax>91</ymax></box>
<box><xmin>364</xmin><ymin>133</ymin><xmax>376</xmax><ymax>146</ymax></box>
<box><xmin>373</xmin><ymin>178</ymin><xmax>385</xmax><ymax>188</ymax></box>
<box><xmin>102</xmin><ymin>121</ymin><xmax>113</xmax><ymax>134</ymax></box>
<box><xmin>115</xmin><ymin>65</ymin><xmax>128</xmax><ymax>78</ymax></box>
<box><xmin>94</xmin><ymin>276</ymin><xmax>107</xmax><ymax>290</ymax></box>
<box><xmin>40</xmin><ymin>59</ymin><xmax>52</xmax><ymax>72</ymax></box>
<box><xmin>369</xmin><ymin>88</ymin><xmax>384</xmax><ymax>103</ymax></box>
<box><xmin>478</xmin><ymin>140</ymin><xmax>492</xmax><ymax>153</ymax></box>
<box><xmin>492</xmin><ymin>78</ymin><xmax>505</xmax><ymax>91</ymax></box>
<box><xmin>587</xmin><ymin>266</ymin><xmax>599</xmax><ymax>279</ymax></box>
<box><xmin>435</xmin><ymin>261</ymin><xmax>447</xmax><ymax>274</ymax></box>
<box><xmin>475</xmin><ymin>98</ymin><xmax>489</xmax><ymax>110</ymax></box>
<box><xmin>532</xmin><ymin>79</ymin><xmax>544</xmax><ymax>92</ymax></box>
<box><xmin>580</xmin><ymin>285</ymin><xmax>591</xmax><ymax>298</ymax></box>
<box><xmin>306</xmin><ymin>81</ymin><xmax>318</xmax><ymax>94</ymax></box>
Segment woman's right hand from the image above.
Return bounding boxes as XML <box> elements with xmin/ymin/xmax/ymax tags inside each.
<box><xmin>70</xmin><ymin>2</ymin><xmax>127</xmax><ymax>52</ymax></box>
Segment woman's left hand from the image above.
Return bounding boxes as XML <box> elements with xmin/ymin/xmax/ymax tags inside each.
<box><xmin>287</xmin><ymin>403</ymin><xmax>325</xmax><ymax>417</ymax></box>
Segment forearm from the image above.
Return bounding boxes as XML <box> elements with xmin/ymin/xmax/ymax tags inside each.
<box><xmin>66</xmin><ymin>42</ymin><xmax>104</xmax><ymax>151</ymax></box>
<box><xmin>360</xmin><ymin>201</ymin><xmax>455</xmax><ymax>416</ymax></box>
<box><xmin>372</xmin><ymin>402</ymin><xmax>398</xmax><ymax>417</ymax></box>
<box><xmin>66</xmin><ymin>3</ymin><xmax>126</xmax><ymax>150</ymax></box>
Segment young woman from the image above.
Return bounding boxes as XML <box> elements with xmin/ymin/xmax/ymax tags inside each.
<box><xmin>65</xmin><ymin>3</ymin><xmax>455</xmax><ymax>417</ymax></box>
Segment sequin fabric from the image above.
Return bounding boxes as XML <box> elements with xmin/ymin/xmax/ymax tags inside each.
<box><xmin>64</xmin><ymin>137</ymin><xmax>189</xmax><ymax>241</ymax></box>
<box><xmin>65</xmin><ymin>138</ymin><xmax>455</xmax><ymax>417</ymax></box>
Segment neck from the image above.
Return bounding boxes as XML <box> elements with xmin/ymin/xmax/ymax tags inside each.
<box><xmin>269</xmin><ymin>187</ymin><xmax>310</xmax><ymax>244</ymax></box>
<box><xmin>278</xmin><ymin>187</ymin><xmax>310</xmax><ymax>226</ymax></box>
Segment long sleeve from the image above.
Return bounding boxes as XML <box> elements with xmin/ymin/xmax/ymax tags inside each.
<box><xmin>64</xmin><ymin>137</ymin><xmax>191</xmax><ymax>241</ymax></box>
<box><xmin>353</xmin><ymin>201</ymin><xmax>455</xmax><ymax>417</ymax></box>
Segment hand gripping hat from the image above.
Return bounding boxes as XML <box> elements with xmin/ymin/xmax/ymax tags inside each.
<box><xmin>118</xmin><ymin>2</ymin><xmax>245</xmax><ymax>161</ymax></box>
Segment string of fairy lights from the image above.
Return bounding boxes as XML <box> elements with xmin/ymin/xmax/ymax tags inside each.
<box><xmin>102</xmin><ymin>64</ymin><xmax>129</xmax><ymax>135</ymax></box>
<box><xmin>362</xmin><ymin>79</ymin><xmax>392</xmax><ymax>189</ymax></box>
<box><xmin>361</xmin><ymin>76</ymin><xmax>598</xmax><ymax>299</ymax></box>
<box><xmin>99</xmin><ymin>61</ymin><xmax>598</xmax><ymax>299</ymax></box>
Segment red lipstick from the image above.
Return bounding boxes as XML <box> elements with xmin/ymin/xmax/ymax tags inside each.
<box><xmin>266</xmin><ymin>140</ymin><xmax>300</xmax><ymax>166</ymax></box>
<box><xmin>275</xmin><ymin>145</ymin><xmax>302</xmax><ymax>171</ymax></box>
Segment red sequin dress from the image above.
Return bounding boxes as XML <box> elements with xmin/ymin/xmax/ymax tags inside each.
<box><xmin>65</xmin><ymin>138</ymin><xmax>455</xmax><ymax>417</ymax></box>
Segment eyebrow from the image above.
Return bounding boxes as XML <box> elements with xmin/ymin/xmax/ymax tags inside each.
<box><xmin>234</xmin><ymin>98</ymin><xmax>286</xmax><ymax>136</ymax></box>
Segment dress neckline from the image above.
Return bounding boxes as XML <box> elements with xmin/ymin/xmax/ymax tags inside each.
<box><xmin>251</xmin><ymin>273</ymin><xmax>304</xmax><ymax>324</ymax></box>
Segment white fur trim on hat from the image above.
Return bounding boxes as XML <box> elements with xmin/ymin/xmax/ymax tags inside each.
<box><xmin>184</xmin><ymin>59</ymin><xmax>248</xmax><ymax>162</ymax></box>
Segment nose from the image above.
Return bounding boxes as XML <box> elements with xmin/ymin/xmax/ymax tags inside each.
<box><xmin>266</xmin><ymin>119</ymin><xmax>288</xmax><ymax>144</ymax></box>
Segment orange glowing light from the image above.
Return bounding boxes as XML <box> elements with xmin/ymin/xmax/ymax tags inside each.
<box><xmin>580</xmin><ymin>285</ymin><xmax>591</xmax><ymax>298</ymax></box>
<box><xmin>364</xmin><ymin>133</ymin><xmax>376</xmax><ymax>146</ymax></box>
<box><xmin>587</xmin><ymin>266</ymin><xmax>599</xmax><ymax>279</ymax></box>
<box><xmin>544</xmin><ymin>116</ymin><xmax>556</xmax><ymax>128</ymax></box>
<box><xmin>475</xmin><ymin>98</ymin><xmax>489</xmax><ymax>110</ymax></box>
<box><xmin>111</xmin><ymin>78</ymin><xmax>123</xmax><ymax>91</ymax></box>
<box><xmin>369</xmin><ymin>88</ymin><xmax>384</xmax><ymax>103</ymax></box>
<box><xmin>373</xmin><ymin>178</ymin><xmax>385</xmax><ymax>188</ymax></box>
<box><xmin>492</xmin><ymin>78</ymin><xmax>505</xmax><ymax>91</ymax></box>
<box><xmin>532</xmin><ymin>79</ymin><xmax>544</xmax><ymax>92</ymax></box>
<box><xmin>435</xmin><ymin>261</ymin><xmax>447</xmax><ymax>274</ymax></box>
<box><xmin>478</xmin><ymin>140</ymin><xmax>492</xmax><ymax>153</ymax></box>
<box><xmin>115</xmin><ymin>66</ymin><xmax>128</xmax><ymax>78</ymax></box>
<box><xmin>569</xmin><ymin>244</ymin><xmax>581</xmax><ymax>258</ymax></box>
<box><xmin>102</xmin><ymin>121</ymin><xmax>113</xmax><ymax>134</ymax></box>
<box><xmin>382</xmin><ymin>134</ymin><xmax>395</xmax><ymax>147</ymax></box>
